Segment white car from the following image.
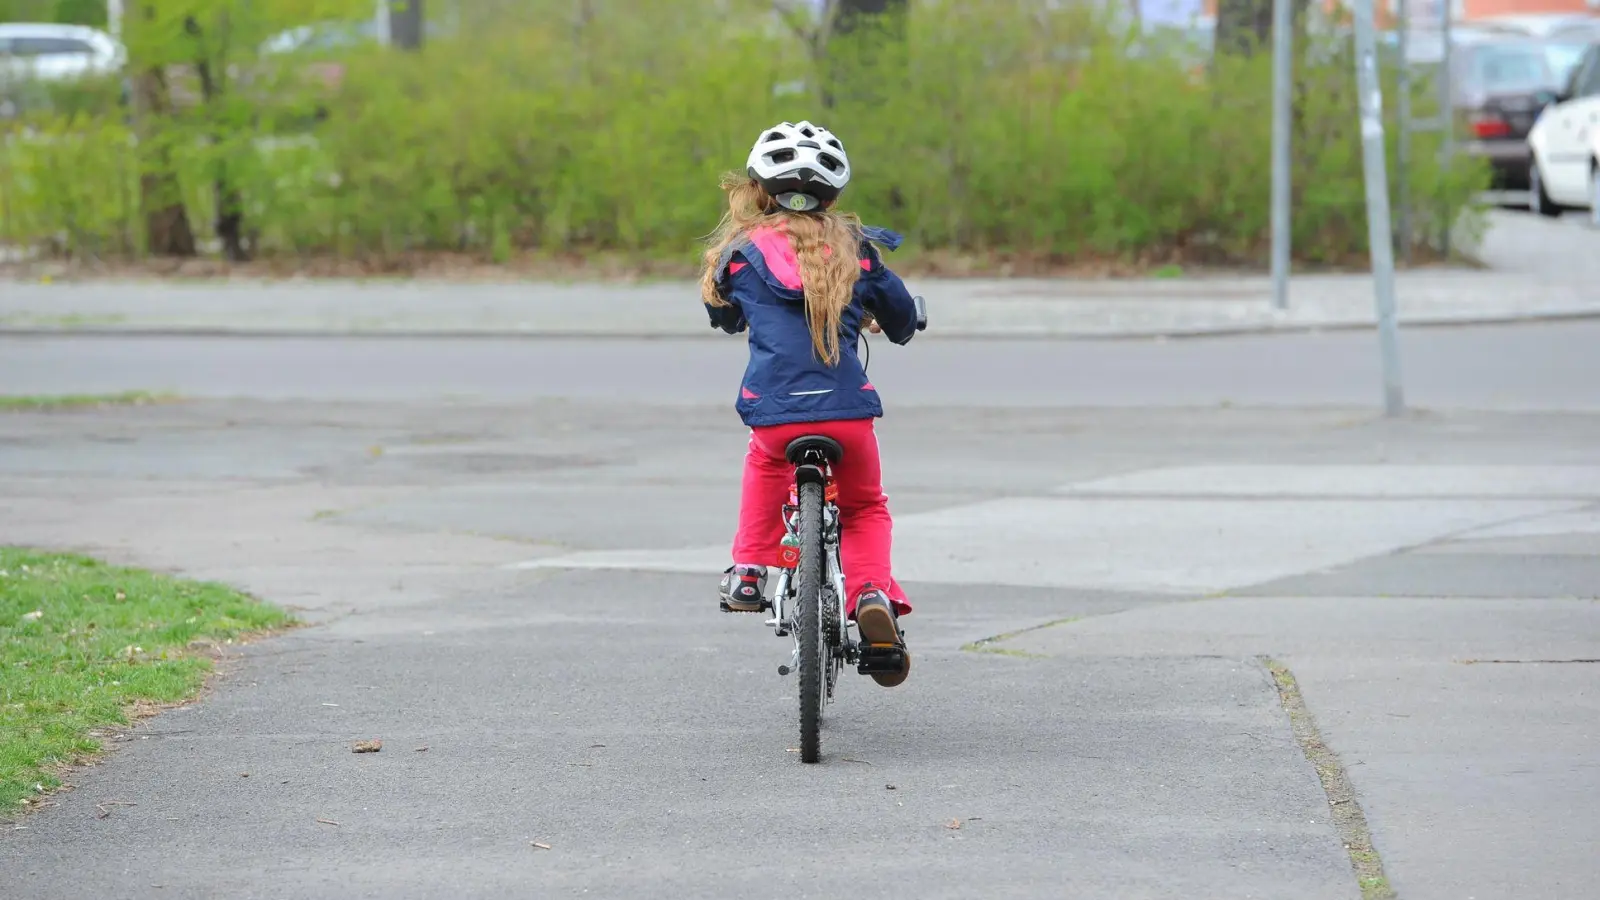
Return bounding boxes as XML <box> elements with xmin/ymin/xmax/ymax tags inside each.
<box><xmin>1527</xmin><ymin>41</ymin><xmax>1600</xmax><ymax>222</ymax></box>
<box><xmin>0</xmin><ymin>23</ymin><xmax>124</xmax><ymax>84</ymax></box>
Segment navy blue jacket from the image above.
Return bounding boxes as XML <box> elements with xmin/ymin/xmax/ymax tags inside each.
<box><xmin>706</xmin><ymin>224</ymin><xmax>920</xmax><ymax>427</ymax></box>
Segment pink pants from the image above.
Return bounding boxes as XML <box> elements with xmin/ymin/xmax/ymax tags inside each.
<box><xmin>732</xmin><ymin>418</ymin><xmax>912</xmax><ymax>617</ymax></box>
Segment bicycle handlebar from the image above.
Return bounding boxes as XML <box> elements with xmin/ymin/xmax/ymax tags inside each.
<box><xmin>913</xmin><ymin>295</ymin><xmax>928</xmax><ymax>332</ymax></box>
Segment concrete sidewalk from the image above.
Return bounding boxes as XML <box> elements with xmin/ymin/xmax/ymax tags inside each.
<box><xmin>4</xmin><ymin>267</ymin><xmax>1600</xmax><ymax>339</ymax></box>
<box><xmin>3</xmin><ymin>398</ymin><xmax>1598</xmax><ymax>900</ymax></box>
<box><xmin>2</xmin><ymin>211</ymin><xmax>1596</xmax><ymax>339</ymax></box>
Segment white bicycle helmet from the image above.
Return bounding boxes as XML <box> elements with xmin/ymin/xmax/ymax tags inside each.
<box><xmin>745</xmin><ymin>120</ymin><xmax>851</xmax><ymax>212</ymax></box>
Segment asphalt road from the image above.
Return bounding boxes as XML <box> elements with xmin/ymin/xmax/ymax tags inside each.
<box><xmin>3</xmin><ymin>325</ymin><xmax>1599</xmax><ymax>899</ymax></box>
<box><xmin>3</xmin><ymin>319</ymin><xmax>1600</xmax><ymax>410</ymax></box>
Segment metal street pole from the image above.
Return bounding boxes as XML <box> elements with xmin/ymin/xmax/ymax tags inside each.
<box><xmin>1269</xmin><ymin>0</ymin><xmax>1293</xmax><ymax>311</ymax></box>
<box><xmin>1438</xmin><ymin>0</ymin><xmax>1454</xmax><ymax>257</ymax></box>
<box><xmin>1352</xmin><ymin>0</ymin><xmax>1406</xmax><ymax>417</ymax></box>
<box><xmin>376</xmin><ymin>0</ymin><xmax>391</xmax><ymax>47</ymax></box>
<box><xmin>1396</xmin><ymin>0</ymin><xmax>1412</xmax><ymax>265</ymax></box>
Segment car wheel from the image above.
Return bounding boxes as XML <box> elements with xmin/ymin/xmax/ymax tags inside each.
<box><xmin>1530</xmin><ymin>159</ymin><xmax>1562</xmax><ymax>218</ymax></box>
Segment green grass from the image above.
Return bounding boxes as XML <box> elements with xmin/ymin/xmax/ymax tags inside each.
<box><xmin>0</xmin><ymin>548</ymin><xmax>291</xmax><ymax>816</ymax></box>
<box><xmin>0</xmin><ymin>391</ymin><xmax>177</xmax><ymax>412</ymax></box>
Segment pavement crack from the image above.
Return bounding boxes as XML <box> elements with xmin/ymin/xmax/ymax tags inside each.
<box><xmin>1260</xmin><ymin>656</ymin><xmax>1396</xmax><ymax>900</ymax></box>
<box><xmin>960</xmin><ymin>617</ymin><xmax>1080</xmax><ymax>658</ymax></box>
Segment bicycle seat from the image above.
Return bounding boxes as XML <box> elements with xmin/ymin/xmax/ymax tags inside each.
<box><xmin>785</xmin><ymin>435</ymin><xmax>843</xmax><ymax>465</ymax></box>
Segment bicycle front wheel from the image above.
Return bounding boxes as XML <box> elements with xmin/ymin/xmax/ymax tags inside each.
<box><xmin>795</xmin><ymin>478</ymin><xmax>825</xmax><ymax>764</ymax></box>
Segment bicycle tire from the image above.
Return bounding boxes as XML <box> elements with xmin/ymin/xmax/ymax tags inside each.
<box><xmin>795</xmin><ymin>479</ymin><xmax>825</xmax><ymax>764</ymax></box>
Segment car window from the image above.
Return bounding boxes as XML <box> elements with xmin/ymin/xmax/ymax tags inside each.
<box><xmin>1579</xmin><ymin>48</ymin><xmax>1600</xmax><ymax>97</ymax></box>
<box><xmin>1544</xmin><ymin>42</ymin><xmax>1590</xmax><ymax>86</ymax></box>
<box><xmin>1468</xmin><ymin>44</ymin><xmax>1560</xmax><ymax>92</ymax></box>
<box><xmin>8</xmin><ymin>37</ymin><xmax>94</xmax><ymax>57</ymax></box>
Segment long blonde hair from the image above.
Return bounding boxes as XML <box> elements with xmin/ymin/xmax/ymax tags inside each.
<box><xmin>700</xmin><ymin>172</ymin><xmax>864</xmax><ymax>366</ymax></box>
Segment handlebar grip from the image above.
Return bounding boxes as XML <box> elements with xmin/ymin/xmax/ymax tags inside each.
<box><xmin>913</xmin><ymin>295</ymin><xmax>928</xmax><ymax>331</ymax></box>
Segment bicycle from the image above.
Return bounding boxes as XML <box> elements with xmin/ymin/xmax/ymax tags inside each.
<box><xmin>730</xmin><ymin>296</ymin><xmax>926</xmax><ymax>764</ymax></box>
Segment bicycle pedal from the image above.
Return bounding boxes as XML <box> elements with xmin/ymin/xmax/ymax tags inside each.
<box><xmin>719</xmin><ymin>601</ymin><xmax>769</xmax><ymax>614</ymax></box>
<box><xmin>856</xmin><ymin>643</ymin><xmax>907</xmax><ymax>675</ymax></box>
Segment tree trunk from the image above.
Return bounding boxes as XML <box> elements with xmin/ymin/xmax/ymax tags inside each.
<box><xmin>187</xmin><ymin>14</ymin><xmax>248</xmax><ymax>261</ymax></box>
<box><xmin>390</xmin><ymin>0</ymin><xmax>424</xmax><ymax>50</ymax></box>
<box><xmin>132</xmin><ymin>66</ymin><xmax>197</xmax><ymax>258</ymax></box>
<box><xmin>823</xmin><ymin>0</ymin><xmax>907</xmax><ymax>109</ymax></box>
<box><xmin>1214</xmin><ymin>0</ymin><xmax>1273</xmax><ymax>57</ymax></box>
<box><xmin>831</xmin><ymin>0</ymin><xmax>907</xmax><ymax>35</ymax></box>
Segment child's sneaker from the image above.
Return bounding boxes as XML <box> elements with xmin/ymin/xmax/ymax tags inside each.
<box><xmin>854</xmin><ymin>589</ymin><xmax>910</xmax><ymax>687</ymax></box>
<box><xmin>718</xmin><ymin>565</ymin><xmax>768</xmax><ymax>613</ymax></box>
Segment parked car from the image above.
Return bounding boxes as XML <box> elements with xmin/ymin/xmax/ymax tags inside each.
<box><xmin>1527</xmin><ymin>41</ymin><xmax>1600</xmax><ymax>219</ymax></box>
<box><xmin>1477</xmin><ymin>13</ymin><xmax>1600</xmax><ymax>40</ymax></box>
<box><xmin>1395</xmin><ymin>21</ymin><xmax>1537</xmax><ymax>67</ymax></box>
<box><xmin>0</xmin><ymin>23</ymin><xmax>124</xmax><ymax>83</ymax></box>
<box><xmin>0</xmin><ymin>23</ymin><xmax>126</xmax><ymax>119</ymax></box>
<box><xmin>1451</xmin><ymin>37</ymin><xmax>1590</xmax><ymax>190</ymax></box>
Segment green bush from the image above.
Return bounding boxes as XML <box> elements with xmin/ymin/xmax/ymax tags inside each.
<box><xmin>0</xmin><ymin>0</ymin><xmax>1487</xmax><ymax>270</ymax></box>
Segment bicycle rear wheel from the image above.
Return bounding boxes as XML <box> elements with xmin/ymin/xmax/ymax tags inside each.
<box><xmin>795</xmin><ymin>479</ymin><xmax>825</xmax><ymax>764</ymax></box>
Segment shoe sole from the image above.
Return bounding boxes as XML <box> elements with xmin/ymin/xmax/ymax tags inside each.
<box><xmin>855</xmin><ymin>604</ymin><xmax>910</xmax><ymax>688</ymax></box>
<box><xmin>720</xmin><ymin>600</ymin><xmax>765</xmax><ymax>613</ymax></box>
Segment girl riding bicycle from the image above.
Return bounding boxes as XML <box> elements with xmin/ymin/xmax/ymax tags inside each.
<box><xmin>702</xmin><ymin>120</ymin><xmax>920</xmax><ymax>688</ymax></box>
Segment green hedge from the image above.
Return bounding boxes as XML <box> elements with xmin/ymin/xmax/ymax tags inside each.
<box><xmin>0</xmin><ymin>1</ymin><xmax>1487</xmax><ymax>269</ymax></box>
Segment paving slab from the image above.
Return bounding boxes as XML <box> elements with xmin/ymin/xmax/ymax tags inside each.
<box><xmin>1288</xmin><ymin>658</ymin><xmax>1600</xmax><ymax>900</ymax></box>
<box><xmin>1239</xmin><ymin>551</ymin><xmax>1600</xmax><ymax>599</ymax></box>
<box><xmin>517</xmin><ymin>496</ymin><xmax>1577</xmax><ymax>594</ymax></box>
<box><xmin>1005</xmin><ymin>591</ymin><xmax>1600</xmax><ymax>900</ymax></box>
<box><xmin>1058</xmin><ymin>464</ymin><xmax>1600</xmax><ymax>499</ymax></box>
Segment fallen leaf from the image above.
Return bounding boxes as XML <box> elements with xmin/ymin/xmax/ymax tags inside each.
<box><xmin>945</xmin><ymin>818</ymin><xmax>962</xmax><ymax>830</ymax></box>
<box><xmin>414</xmin><ymin>746</ymin><xmax>429</xmax><ymax>753</ymax></box>
<box><xmin>353</xmin><ymin>740</ymin><xmax>382</xmax><ymax>753</ymax></box>
<box><xmin>321</xmin><ymin>703</ymin><xmax>340</xmax><ymax>708</ymax></box>
<box><xmin>531</xmin><ymin>842</ymin><xmax>552</xmax><ymax>850</ymax></box>
<box><xmin>315</xmin><ymin>818</ymin><xmax>341</xmax><ymax>826</ymax></box>
<box><xmin>885</xmin><ymin>784</ymin><xmax>897</xmax><ymax>791</ymax></box>
<box><xmin>239</xmin><ymin>773</ymin><xmax>250</xmax><ymax>778</ymax></box>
